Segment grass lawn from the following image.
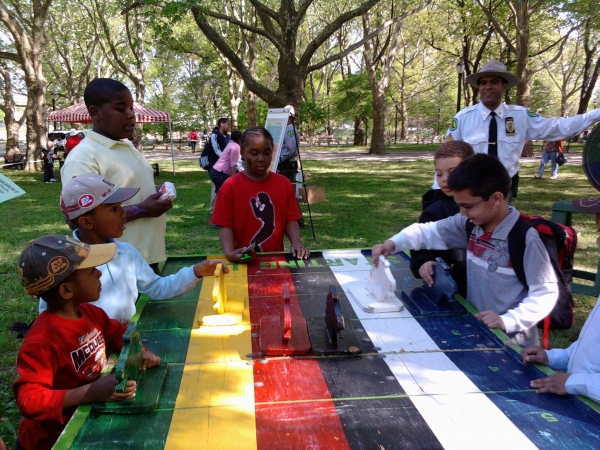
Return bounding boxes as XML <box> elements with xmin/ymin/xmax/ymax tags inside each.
<box><xmin>0</xmin><ymin>153</ymin><xmax>599</xmax><ymax>445</ymax></box>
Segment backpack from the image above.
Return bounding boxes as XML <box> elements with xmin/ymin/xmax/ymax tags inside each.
<box><xmin>199</xmin><ymin>137</ymin><xmax>219</xmax><ymax>171</ymax></box>
<box><xmin>466</xmin><ymin>213</ymin><xmax>577</xmax><ymax>349</ymax></box>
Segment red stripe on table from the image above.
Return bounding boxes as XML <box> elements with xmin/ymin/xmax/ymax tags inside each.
<box><xmin>249</xmin><ymin>254</ymin><xmax>350</xmax><ymax>450</ymax></box>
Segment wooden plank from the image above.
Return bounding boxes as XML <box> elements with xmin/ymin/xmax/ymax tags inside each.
<box><xmin>248</xmin><ymin>254</ymin><xmax>351</xmax><ymax>449</ymax></box>
<box><xmin>166</xmin><ymin>257</ymin><xmax>256</xmax><ymax>449</ymax></box>
<box><xmin>325</xmin><ymin>250</ymin><xmax>540</xmax><ymax>450</ymax></box>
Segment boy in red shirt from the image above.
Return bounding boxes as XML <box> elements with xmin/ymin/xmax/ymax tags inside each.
<box><xmin>13</xmin><ymin>235</ymin><xmax>156</xmax><ymax>449</ymax></box>
<box><xmin>211</xmin><ymin>126</ymin><xmax>309</xmax><ymax>262</ymax></box>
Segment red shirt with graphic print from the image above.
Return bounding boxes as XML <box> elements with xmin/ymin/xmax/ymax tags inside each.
<box><xmin>211</xmin><ymin>171</ymin><xmax>301</xmax><ymax>252</ymax></box>
<box><xmin>13</xmin><ymin>303</ymin><xmax>126</xmax><ymax>450</ymax></box>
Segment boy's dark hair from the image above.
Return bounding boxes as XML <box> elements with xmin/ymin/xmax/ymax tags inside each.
<box><xmin>231</xmin><ymin>130</ymin><xmax>243</xmax><ymax>143</ymax></box>
<box><xmin>434</xmin><ymin>141</ymin><xmax>474</xmax><ymax>161</ymax></box>
<box><xmin>241</xmin><ymin>127</ymin><xmax>274</xmax><ymax>152</ymax></box>
<box><xmin>84</xmin><ymin>78</ymin><xmax>130</xmax><ymax>109</ymax></box>
<box><xmin>217</xmin><ymin>118</ymin><xmax>230</xmax><ymax>128</ymax></box>
<box><xmin>448</xmin><ymin>154</ymin><xmax>511</xmax><ymax>199</ymax></box>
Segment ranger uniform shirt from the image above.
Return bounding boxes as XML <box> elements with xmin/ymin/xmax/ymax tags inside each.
<box><xmin>442</xmin><ymin>102</ymin><xmax>600</xmax><ymax>179</ymax></box>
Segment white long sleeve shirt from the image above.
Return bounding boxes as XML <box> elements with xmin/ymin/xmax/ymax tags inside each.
<box><xmin>546</xmin><ymin>296</ymin><xmax>600</xmax><ymax>402</ymax></box>
<box><xmin>40</xmin><ymin>232</ymin><xmax>200</xmax><ymax>321</ymax></box>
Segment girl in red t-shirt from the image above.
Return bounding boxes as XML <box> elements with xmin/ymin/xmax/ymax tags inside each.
<box><xmin>211</xmin><ymin>127</ymin><xmax>309</xmax><ymax>262</ymax></box>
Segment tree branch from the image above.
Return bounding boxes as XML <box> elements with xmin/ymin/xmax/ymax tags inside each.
<box><xmin>306</xmin><ymin>1</ymin><xmax>430</xmax><ymax>73</ymax></box>
<box><xmin>0</xmin><ymin>51</ymin><xmax>21</xmax><ymax>63</ymax></box>
<box><xmin>190</xmin><ymin>6</ymin><xmax>276</xmax><ymax>104</ymax></box>
<box><xmin>204</xmin><ymin>9</ymin><xmax>282</xmax><ymax>49</ymax></box>
<box><xmin>476</xmin><ymin>0</ymin><xmax>517</xmax><ymax>54</ymax></box>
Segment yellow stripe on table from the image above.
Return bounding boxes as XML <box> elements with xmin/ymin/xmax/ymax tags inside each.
<box><xmin>166</xmin><ymin>258</ymin><xmax>256</xmax><ymax>450</ymax></box>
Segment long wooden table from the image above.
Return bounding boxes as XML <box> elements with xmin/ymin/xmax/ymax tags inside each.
<box><xmin>55</xmin><ymin>250</ymin><xmax>600</xmax><ymax>449</ymax></box>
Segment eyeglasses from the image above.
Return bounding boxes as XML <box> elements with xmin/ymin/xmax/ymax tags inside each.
<box><xmin>457</xmin><ymin>198</ymin><xmax>488</xmax><ymax>211</ymax></box>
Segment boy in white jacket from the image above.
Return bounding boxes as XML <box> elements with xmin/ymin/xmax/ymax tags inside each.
<box><xmin>522</xmin><ymin>295</ymin><xmax>600</xmax><ymax>403</ymax></box>
<box><xmin>41</xmin><ymin>174</ymin><xmax>228</xmax><ymax>325</ymax></box>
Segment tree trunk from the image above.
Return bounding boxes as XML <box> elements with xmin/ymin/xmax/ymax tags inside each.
<box><xmin>0</xmin><ymin>1</ymin><xmax>51</xmax><ymax>170</ymax></box>
<box><xmin>247</xmin><ymin>90</ymin><xmax>257</xmax><ymax>127</ymax></box>
<box><xmin>369</xmin><ymin>90</ymin><xmax>386</xmax><ymax>154</ymax></box>
<box><xmin>24</xmin><ymin>69</ymin><xmax>47</xmax><ymax>170</ymax></box>
<box><xmin>0</xmin><ymin>65</ymin><xmax>25</xmax><ymax>155</ymax></box>
<box><xmin>577</xmin><ymin>19</ymin><xmax>600</xmax><ymax>114</ymax></box>
<box><xmin>353</xmin><ymin>116</ymin><xmax>365</xmax><ymax>145</ymax></box>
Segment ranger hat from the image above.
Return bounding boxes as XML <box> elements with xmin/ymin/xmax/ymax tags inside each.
<box><xmin>465</xmin><ymin>60</ymin><xmax>520</xmax><ymax>89</ymax></box>
<box><xmin>17</xmin><ymin>234</ymin><xmax>116</xmax><ymax>296</ymax></box>
<box><xmin>284</xmin><ymin>105</ymin><xmax>297</xmax><ymax>118</ymax></box>
<box><xmin>60</xmin><ymin>174</ymin><xmax>139</xmax><ymax>220</ymax></box>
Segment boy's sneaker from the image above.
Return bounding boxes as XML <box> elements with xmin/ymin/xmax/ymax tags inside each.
<box><xmin>550</xmin><ymin>175</ymin><xmax>558</xmax><ymax>180</ymax></box>
<box><xmin>50</xmin><ymin>178</ymin><xmax>58</xmax><ymax>182</ymax></box>
<box><xmin>534</xmin><ymin>173</ymin><xmax>542</xmax><ymax>179</ymax></box>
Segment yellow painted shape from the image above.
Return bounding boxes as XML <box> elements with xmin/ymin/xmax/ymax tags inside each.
<box><xmin>212</xmin><ymin>263</ymin><xmax>228</xmax><ymax>313</ymax></box>
<box><xmin>199</xmin><ymin>259</ymin><xmax>248</xmax><ymax>326</ymax></box>
<box><xmin>185</xmin><ymin>324</ymin><xmax>252</xmax><ymax>364</ymax></box>
<box><xmin>165</xmin><ymin>404</ymin><xmax>257</xmax><ymax>450</ymax></box>
<box><xmin>173</xmin><ymin>361</ymin><xmax>255</xmax><ymax>409</ymax></box>
<box><xmin>167</xmin><ymin>257</ymin><xmax>256</xmax><ymax>449</ymax></box>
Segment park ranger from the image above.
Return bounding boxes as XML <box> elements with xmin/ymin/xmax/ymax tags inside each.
<box><xmin>442</xmin><ymin>60</ymin><xmax>600</xmax><ymax>199</ymax></box>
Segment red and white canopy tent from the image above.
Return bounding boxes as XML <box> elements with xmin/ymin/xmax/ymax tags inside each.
<box><xmin>48</xmin><ymin>101</ymin><xmax>176</xmax><ymax>174</ymax></box>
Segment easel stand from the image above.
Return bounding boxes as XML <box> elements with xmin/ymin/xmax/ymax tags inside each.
<box><xmin>293</xmin><ymin>128</ymin><xmax>316</xmax><ymax>240</ymax></box>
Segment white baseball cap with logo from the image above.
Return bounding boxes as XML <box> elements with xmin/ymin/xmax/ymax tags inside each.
<box><xmin>60</xmin><ymin>174</ymin><xmax>140</xmax><ymax>220</ymax></box>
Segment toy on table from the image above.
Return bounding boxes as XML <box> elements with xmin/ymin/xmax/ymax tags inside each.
<box><xmin>307</xmin><ymin>285</ymin><xmax>362</xmax><ymax>356</ymax></box>
<box><xmin>347</xmin><ymin>255</ymin><xmax>404</xmax><ymax>313</ymax></box>
<box><xmin>92</xmin><ymin>322</ymin><xmax>168</xmax><ymax>414</ymax></box>
<box><xmin>259</xmin><ymin>285</ymin><xmax>311</xmax><ymax>356</ymax></box>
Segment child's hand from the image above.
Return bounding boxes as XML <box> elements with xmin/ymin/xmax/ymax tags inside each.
<box><xmin>193</xmin><ymin>259</ymin><xmax>230</xmax><ymax>277</ymax></box>
<box><xmin>521</xmin><ymin>346</ymin><xmax>549</xmax><ymax>365</ymax></box>
<box><xmin>225</xmin><ymin>248</ymin><xmax>249</xmax><ymax>263</ymax></box>
<box><xmin>142</xmin><ymin>347</ymin><xmax>161</xmax><ymax>370</ymax></box>
<box><xmin>371</xmin><ymin>241</ymin><xmax>395</xmax><ymax>267</ymax></box>
<box><xmin>119</xmin><ymin>318</ymin><xmax>130</xmax><ymax>326</ymax></box>
<box><xmin>418</xmin><ymin>261</ymin><xmax>436</xmax><ymax>287</ymax></box>
<box><xmin>530</xmin><ymin>373</ymin><xmax>570</xmax><ymax>396</ymax></box>
<box><xmin>127</xmin><ymin>192</ymin><xmax>173</xmax><ymax>219</ymax></box>
<box><xmin>474</xmin><ymin>310</ymin><xmax>505</xmax><ymax>331</ymax></box>
<box><xmin>290</xmin><ymin>242</ymin><xmax>309</xmax><ymax>259</ymax></box>
<box><xmin>107</xmin><ymin>379</ymin><xmax>137</xmax><ymax>401</ymax></box>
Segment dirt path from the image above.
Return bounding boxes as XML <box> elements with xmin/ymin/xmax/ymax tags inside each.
<box><xmin>143</xmin><ymin>147</ymin><xmax>582</xmax><ymax>166</ymax></box>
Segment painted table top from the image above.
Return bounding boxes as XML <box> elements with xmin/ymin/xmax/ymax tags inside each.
<box><xmin>55</xmin><ymin>250</ymin><xmax>600</xmax><ymax>450</ymax></box>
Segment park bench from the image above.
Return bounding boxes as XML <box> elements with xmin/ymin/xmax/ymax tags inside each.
<box><xmin>551</xmin><ymin>200</ymin><xmax>600</xmax><ymax>297</ymax></box>
<box><xmin>2</xmin><ymin>154</ymin><xmax>25</xmax><ymax>170</ymax></box>
<box><xmin>316</xmin><ymin>135</ymin><xmax>339</xmax><ymax>146</ymax></box>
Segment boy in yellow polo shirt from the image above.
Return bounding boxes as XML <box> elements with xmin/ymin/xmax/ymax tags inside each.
<box><xmin>61</xmin><ymin>79</ymin><xmax>171</xmax><ymax>270</ymax></box>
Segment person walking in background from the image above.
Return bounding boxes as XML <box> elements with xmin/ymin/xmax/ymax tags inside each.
<box><xmin>209</xmin><ymin>130</ymin><xmax>242</xmax><ymax>193</ymax></box>
<box><xmin>189</xmin><ymin>129</ymin><xmax>198</xmax><ymax>153</ymax></box>
<box><xmin>42</xmin><ymin>149</ymin><xmax>57</xmax><ymax>183</ymax></box>
<box><xmin>65</xmin><ymin>129</ymin><xmax>83</xmax><ymax>158</ymax></box>
<box><xmin>534</xmin><ymin>140</ymin><xmax>562</xmax><ymax>180</ymax></box>
<box><xmin>208</xmin><ymin>118</ymin><xmax>231</xmax><ymax>217</ymax></box>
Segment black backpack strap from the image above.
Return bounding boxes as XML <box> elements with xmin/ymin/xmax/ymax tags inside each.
<box><xmin>507</xmin><ymin>218</ymin><xmax>530</xmax><ymax>288</ymax></box>
<box><xmin>465</xmin><ymin>219</ymin><xmax>475</xmax><ymax>241</ymax></box>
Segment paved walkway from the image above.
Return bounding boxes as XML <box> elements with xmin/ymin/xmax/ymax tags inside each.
<box><xmin>143</xmin><ymin>147</ymin><xmax>582</xmax><ymax>166</ymax></box>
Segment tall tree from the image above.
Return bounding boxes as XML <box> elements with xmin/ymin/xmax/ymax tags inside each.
<box><xmin>127</xmin><ymin>0</ymin><xmax>417</xmax><ymax>115</ymax></box>
<box><xmin>0</xmin><ymin>0</ymin><xmax>52</xmax><ymax>168</ymax></box>
<box><xmin>0</xmin><ymin>60</ymin><xmax>26</xmax><ymax>155</ymax></box>
<box><xmin>45</xmin><ymin>0</ymin><xmax>100</xmax><ymax>105</ymax></box>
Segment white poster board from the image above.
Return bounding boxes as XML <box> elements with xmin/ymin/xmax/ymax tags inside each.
<box><xmin>264</xmin><ymin>107</ymin><xmax>292</xmax><ymax>172</ymax></box>
<box><xmin>0</xmin><ymin>173</ymin><xmax>25</xmax><ymax>204</ymax></box>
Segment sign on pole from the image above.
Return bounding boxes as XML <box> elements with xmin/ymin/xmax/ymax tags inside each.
<box><xmin>264</xmin><ymin>107</ymin><xmax>293</xmax><ymax>172</ymax></box>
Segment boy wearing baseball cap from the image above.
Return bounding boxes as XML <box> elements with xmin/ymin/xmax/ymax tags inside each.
<box><xmin>39</xmin><ymin>174</ymin><xmax>228</xmax><ymax>325</ymax></box>
<box><xmin>13</xmin><ymin>235</ymin><xmax>137</xmax><ymax>450</ymax></box>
